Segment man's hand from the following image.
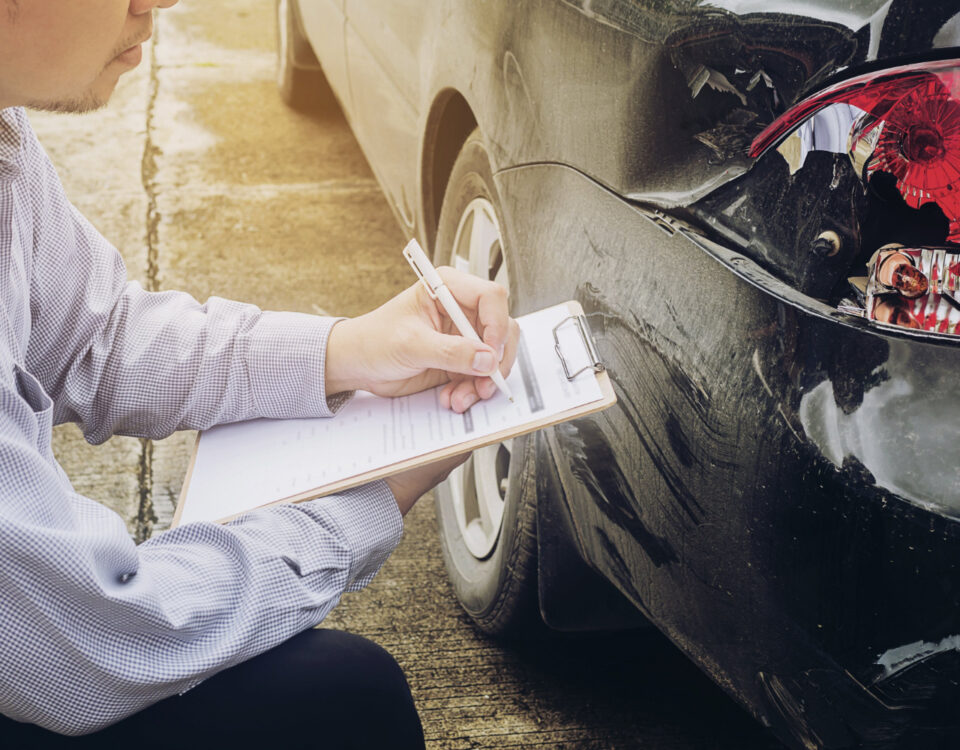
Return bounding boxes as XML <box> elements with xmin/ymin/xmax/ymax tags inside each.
<box><xmin>325</xmin><ymin>267</ymin><xmax>520</xmax><ymax>413</ymax></box>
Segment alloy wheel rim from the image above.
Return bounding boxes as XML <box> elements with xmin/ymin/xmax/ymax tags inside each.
<box><xmin>447</xmin><ymin>197</ymin><xmax>512</xmax><ymax>559</ymax></box>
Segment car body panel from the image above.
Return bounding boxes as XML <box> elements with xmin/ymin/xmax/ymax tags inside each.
<box><xmin>292</xmin><ymin>1</ymin><xmax>960</xmax><ymax>745</ymax></box>
<box><xmin>342</xmin><ymin>0</ymin><xmax>423</xmax><ymax>229</ymax></box>
<box><xmin>495</xmin><ymin>160</ymin><xmax>960</xmax><ymax>745</ymax></box>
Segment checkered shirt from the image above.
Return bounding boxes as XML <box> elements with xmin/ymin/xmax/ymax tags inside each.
<box><xmin>0</xmin><ymin>108</ymin><xmax>404</xmax><ymax>736</ymax></box>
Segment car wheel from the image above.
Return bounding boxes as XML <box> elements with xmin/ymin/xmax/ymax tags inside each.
<box><xmin>433</xmin><ymin>129</ymin><xmax>542</xmax><ymax>637</ymax></box>
<box><xmin>275</xmin><ymin>0</ymin><xmax>332</xmax><ymax>111</ymax></box>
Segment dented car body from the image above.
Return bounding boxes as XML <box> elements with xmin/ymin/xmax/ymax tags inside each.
<box><xmin>287</xmin><ymin>1</ymin><xmax>960</xmax><ymax>746</ymax></box>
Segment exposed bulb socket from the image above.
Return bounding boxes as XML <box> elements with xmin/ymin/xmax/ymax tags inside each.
<box><xmin>811</xmin><ymin>230</ymin><xmax>842</xmax><ymax>258</ymax></box>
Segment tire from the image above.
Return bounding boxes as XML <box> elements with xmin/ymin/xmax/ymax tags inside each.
<box><xmin>433</xmin><ymin>129</ymin><xmax>543</xmax><ymax>638</ymax></box>
<box><xmin>275</xmin><ymin>0</ymin><xmax>333</xmax><ymax>112</ymax></box>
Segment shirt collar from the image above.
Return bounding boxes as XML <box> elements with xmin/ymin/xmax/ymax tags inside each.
<box><xmin>0</xmin><ymin>108</ymin><xmax>25</xmax><ymax>182</ymax></box>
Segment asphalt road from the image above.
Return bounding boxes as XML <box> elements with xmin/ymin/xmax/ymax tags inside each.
<box><xmin>35</xmin><ymin>2</ymin><xmax>782</xmax><ymax>748</ymax></box>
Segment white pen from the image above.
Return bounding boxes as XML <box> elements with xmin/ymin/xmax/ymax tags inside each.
<box><xmin>403</xmin><ymin>238</ymin><xmax>514</xmax><ymax>403</ymax></box>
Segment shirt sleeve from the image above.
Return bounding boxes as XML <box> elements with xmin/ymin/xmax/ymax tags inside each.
<box><xmin>0</xmin><ymin>370</ymin><xmax>403</xmax><ymax>734</ymax></box>
<box><xmin>20</xmin><ymin>113</ymin><xmax>340</xmax><ymax>443</ymax></box>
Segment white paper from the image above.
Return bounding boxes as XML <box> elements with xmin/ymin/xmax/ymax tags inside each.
<box><xmin>178</xmin><ymin>303</ymin><xmax>603</xmax><ymax>524</ymax></box>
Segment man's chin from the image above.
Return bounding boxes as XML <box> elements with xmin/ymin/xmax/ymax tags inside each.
<box><xmin>25</xmin><ymin>78</ymin><xmax>118</xmax><ymax>115</ymax></box>
<box><xmin>26</xmin><ymin>95</ymin><xmax>110</xmax><ymax>115</ymax></box>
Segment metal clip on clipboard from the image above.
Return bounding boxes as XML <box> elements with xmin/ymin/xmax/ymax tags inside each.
<box><xmin>552</xmin><ymin>314</ymin><xmax>605</xmax><ymax>381</ymax></box>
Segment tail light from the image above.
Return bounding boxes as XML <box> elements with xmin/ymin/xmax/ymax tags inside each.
<box><xmin>749</xmin><ymin>60</ymin><xmax>960</xmax><ymax>336</ymax></box>
<box><xmin>857</xmin><ymin>245</ymin><xmax>960</xmax><ymax>335</ymax></box>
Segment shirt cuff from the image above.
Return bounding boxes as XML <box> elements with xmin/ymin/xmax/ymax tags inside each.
<box><xmin>246</xmin><ymin>311</ymin><xmax>352</xmax><ymax>419</ymax></box>
<box><xmin>305</xmin><ymin>480</ymin><xmax>404</xmax><ymax>591</ymax></box>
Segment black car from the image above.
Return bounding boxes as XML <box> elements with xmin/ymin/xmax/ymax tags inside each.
<box><xmin>277</xmin><ymin>1</ymin><xmax>960</xmax><ymax>747</ymax></box>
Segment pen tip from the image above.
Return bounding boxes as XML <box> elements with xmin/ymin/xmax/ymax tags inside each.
<box><xmin>508</xmin><ymin>396</ymin><xmax>515</xmax><ymax>403</ymax></box>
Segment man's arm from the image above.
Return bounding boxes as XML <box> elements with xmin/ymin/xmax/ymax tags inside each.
<box><xmin>0</xmin><ymin>378</ymin><xmax>403</xmax><ymax>734</ymax></box>
<box><xmin>15</xmin><ymin>109</ymin><xmax>344</xmax><ymax>441</ymax></box>
<box><xmin>26</xmin><ymin>213</ymin><xmax>341</xmax><ymax>441</ymax></box>
<box><xmin>21</xmin><ymin>110</ymin><xmax>517</xmax><ymax>441</ymax></box>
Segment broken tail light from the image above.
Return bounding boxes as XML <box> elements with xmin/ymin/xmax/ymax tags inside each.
<box><xmin>749</xmin><ymin>60</ymin><xmax>960</xmax><ymax>336</ymax></box>
<box><xmin>751</xmin><ymin>60</ymin><xmax>960</xmax><ymax>239</ymax></box>
<box><xmin>867</xmin><ymin>246</ymin><xmax>960</xmax><ymax>335</ymax></box>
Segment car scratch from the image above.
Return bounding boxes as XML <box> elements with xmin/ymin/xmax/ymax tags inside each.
<box><xmin>875</xmin><ymin>634</ymin><xmax>960</xmax><ymax>679</ymax></box>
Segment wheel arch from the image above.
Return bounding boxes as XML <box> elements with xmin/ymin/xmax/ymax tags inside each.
<box><xmin>424</xmin><ymin>102</ymin><xmax>647</xmax><ymax>634</ymax></box>
<box><xmin>420</xmin><ymin>90</ymin><xmax>477</xmax><ymax>254</ymax></box>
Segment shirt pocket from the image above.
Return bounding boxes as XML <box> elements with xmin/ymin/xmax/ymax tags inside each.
<box><xmin>13</xmin><ymin>364</ymin><xmax>53</xmax><ymax>448</ymax></box>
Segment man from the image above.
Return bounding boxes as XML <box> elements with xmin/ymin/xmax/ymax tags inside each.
<box><xmin>0</xmin><ymin>1</ymin><xmax>519</xmax><ymax>746</ymax></box>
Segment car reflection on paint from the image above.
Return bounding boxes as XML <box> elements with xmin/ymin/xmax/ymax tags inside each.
<box><xmin>278</xmin><ymin>1</ymin><xmax>960</xmax><ymax>747</ymax></box>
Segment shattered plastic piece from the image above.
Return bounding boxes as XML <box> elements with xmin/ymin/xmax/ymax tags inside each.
<box><xmin>695</xmin><ymin>109</ymin><xmax>761</xmax><ymax>160</ymax></box>
<box><xmin>836</xmin><ymin>298</ymin><xmax>866</xmax><ymax>317</ymax></box>
<box><xmin>687</xmin><ymin>63</ymin><xmax>747</xmax><ymax>105</ymax></box>
<box><xmin>922</xmin><ymin>246</ymin><xmax>960</xmax><ymax>295</ymax></box>
<box><xmin>872</xmin><ymin>297</ymin><xmax>922</xmax><ymax>329</ymax></box>
<box><xmin>865</xmin><ymin>246</ymin><xmax>960</xmax><ymax>334</ymax></box>
<box><xmin>746</xmin><ymin>69</ymin><xmax>774</xmax><ymax>92</ymax></box>
<box><xmin>876</xmin><ymin>250</ymin><xmax>929</xmax><ymax>298</ymax></box>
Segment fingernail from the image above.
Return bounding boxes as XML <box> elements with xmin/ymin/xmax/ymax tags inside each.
<box><xmin>473</xmin><ymin>351</ymin><xmax>496</xmax><ymax>374</ymax></box>
<box><xmin>462</xmin><ymin>393</ymin><xmax>478</xmax><ymax>410</ymax></box>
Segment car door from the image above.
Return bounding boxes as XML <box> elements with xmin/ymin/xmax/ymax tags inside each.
<box><xmin>297</xmin><ymin>0</ymin><xmax>351</xmax><ymax>111</ymax></box>
<box><xmin>343</xmin><ymin>0</ymin><xmax>424</xmax><ymax>232</ymax></box>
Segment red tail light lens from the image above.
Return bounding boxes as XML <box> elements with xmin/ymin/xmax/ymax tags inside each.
<box><xmin>750</xmin><ymin>60</ymin><xmax>960</xmax><ymax>241</ymax></box>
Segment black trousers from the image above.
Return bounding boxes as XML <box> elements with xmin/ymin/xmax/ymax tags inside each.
<box><xmin>0</xmin><ymin>629</ymin><xmax>425</xmax><ymax>749</ymax></box>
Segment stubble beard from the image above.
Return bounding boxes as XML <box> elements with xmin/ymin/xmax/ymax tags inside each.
<box><xmin>24</xmin><ymin>29</ymin><xmax>147</xmax><ymax>115</ymax></box>
<box><xmin>25</xmin><ymin>60</ymin><xmax>120</xmax><ymax>115</ymax></box>
<box><xmin>26</xmin><ymin>90</ymin><xmax>110</xmax><ymax>115</ymax></box>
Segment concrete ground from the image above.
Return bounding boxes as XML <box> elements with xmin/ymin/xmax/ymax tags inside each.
<box><xmin>33</xmin><ymin>2</ymin><xmax>777</xmax><ymax>748</ymax></box>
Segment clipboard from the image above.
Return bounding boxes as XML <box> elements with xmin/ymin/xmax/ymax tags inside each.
<box><xmin>173</xmin><ymin>300</ymin><xmax>615</xmax><ymax>526</ymax></box>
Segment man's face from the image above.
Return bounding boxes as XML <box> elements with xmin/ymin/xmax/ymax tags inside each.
<box><xmin>0</xmin><ymin>0</ymin><xmax>178</xmax><ymax>113</ymax></box>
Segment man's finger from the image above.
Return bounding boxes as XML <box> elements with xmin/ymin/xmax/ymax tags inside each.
<box><xmin>438</xmin><ymin>268</ymin><xmax>511</xmax><ymax>343</ymax></box>
<box><xmin>412</xmin><ymin>327</ymin><xmax>500</xmax><ymax>378</ymax></box>
<box><xmin>446</xmin><ymin>378</ymin><xmax>483</xmax><ymax>413</ymax></box>
<box><xmin>439</xmin><ymin>377</ymin><xmax>467</xmax><ymax>410</ymax></box>
<box><xmin>436</xmin><ymin>266</ymin><xmax>494</xmax><ymax>310</ymax></box>
<box><xmin>476</xmin><ymin>284</ymin><xmax>511</xmax><ymax>357</ymax></box>
<box><xmin>497</xmin><ymin>317</ymin><xmax>520</xmax><ymax>378</ymax></box>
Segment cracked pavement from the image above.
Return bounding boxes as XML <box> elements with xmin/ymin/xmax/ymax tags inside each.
<box><xmin>29</xmin><ymin>2</ymin><xmax>777</xmax><ymax>748</ymax></box>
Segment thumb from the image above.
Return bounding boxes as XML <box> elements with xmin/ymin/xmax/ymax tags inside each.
<box><xmin>414</xmin><ymin>328</ymin><xmax>499</xmax><ymax>377</ymax></box>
